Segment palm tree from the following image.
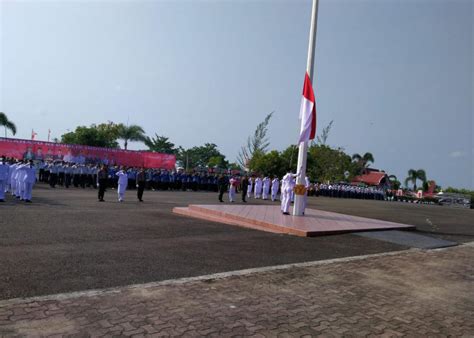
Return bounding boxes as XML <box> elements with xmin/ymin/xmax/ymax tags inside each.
<box><xmin>404</xmin><ymin>169</ymin><xmax>427</xmax><ymax>191</ymax></box>
<box><xmin>0</xmin><ymin>112</ymin><xmax>17</xmax><ymax>137</ymax></box>
<box><xmin>144</xmin><ymin>134</ymin><xmax>176</xmax><ymax>154</ymax></box>
<box><xmin>117</xmin><ymin>124</ymin><xmax>146</xmax><ymax>150</ymax></box>
<box><xmin>388</xmin><ymin>175</ymin><xmax>401</xmax><ymax>190</ymax></box>
<box><xmin>352</xmin><ymin>152</ymin><xmax>374</xmax><ymax>173</ymax></box>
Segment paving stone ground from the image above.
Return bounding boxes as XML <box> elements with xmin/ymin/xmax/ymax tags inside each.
<box><xmin>1</xmin><ymin>244</ymin><xmax>473</xmax><ymax>337</ymax></box>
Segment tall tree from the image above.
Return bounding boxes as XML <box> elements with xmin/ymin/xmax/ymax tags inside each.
<box><xmin>352</xmin><ymin>152</ymin><xmax>375</xmax><ymax>173</ymax></box>
<box><xmin>177</xmin><ymin>143</ymin><xmax>227</xmax><ymax>170</ymax></box>
<box><xmin>144</xmin><ymin>134</ymin><xmax>176</xmax><ymax>154</ymax></box>
<box><xmin>0</xmin><ymin>112</ymin><xmax>17</xmax><ymax>137</ymax></box>
<box><xmin>117</xmin><ymin>124</ymin><xmax>146</xmax><ymax>150</ymax></box>
<box><xmin>237</xmin><ymin>112</ymin><xmax>274</xmax><ymax>168</ymax></box>
<box><xmin>307</xmin><ymin>144</ymin><xmax>358</xmax><ymax>183</ymax></box>
<box><xmin>388</xmin><ymin>175</ymin><xmax>401</xmax><ymax>190</ymax></box>
<box><xmin>61</xmin><ymin>122</ymin><xmax>121</xmax><ymax>148</ymax></box>
<box><xmin>405</xmin><ymin>169</ymin><xmax>427</xmax><ymax>191</ymax></box>
<box><xmin>316</xmin><ymin>120</ymin><xmax>334</xmax><ymax>145</ymax></box>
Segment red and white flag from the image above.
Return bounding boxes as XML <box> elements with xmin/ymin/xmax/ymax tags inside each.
<box><xmin>298</xmin><ymin>72</ymin><xmax>317</xmax><ymax>143</ymax></box>
<box><xmin>31</xmin><ymin>129</ymin><xmax>38</xmax><ymax>140</ymax></box>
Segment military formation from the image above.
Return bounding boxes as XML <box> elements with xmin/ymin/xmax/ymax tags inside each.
<box><xmin>0</xmin><ymin>157</ymin><xmax>388</xmax><ymax>210</ymax></box>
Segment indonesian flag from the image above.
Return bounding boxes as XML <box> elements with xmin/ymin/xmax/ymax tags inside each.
<box><xmin>298</xmin><ymin>72</ymin><xmax>317</xmax><ymax>143</ymax></box>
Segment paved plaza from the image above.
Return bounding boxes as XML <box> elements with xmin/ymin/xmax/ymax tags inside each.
<box><xmin>0</xmin><ymin>244</ymin><xmax>473</xmax><ymax>336</ymax></box>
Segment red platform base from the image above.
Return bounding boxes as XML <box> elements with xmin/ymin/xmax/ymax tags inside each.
<box><xmin>173</xmin><ymin>204</ymin><xmax>415</xmax><ymax>237</ymax></box>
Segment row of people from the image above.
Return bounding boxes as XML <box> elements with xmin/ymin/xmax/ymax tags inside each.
<box><xmin>0</xmin><ymin>158</ymin><xmax>37</xmax><ymax>202</ymax></box>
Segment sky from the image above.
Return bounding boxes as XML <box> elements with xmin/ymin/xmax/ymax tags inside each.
<box><xmin>0</xmin><ymin>0</ymin><xmax>472</xmax><ymax>189</ymax></box>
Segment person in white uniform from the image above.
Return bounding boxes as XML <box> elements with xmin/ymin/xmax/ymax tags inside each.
<box><xmin>15</xmin><ymin>163</ymin><xmax>26</xmax><ymax>200</ymax></box>
<box><xmin>303</xmin><ymin>176</ymin><xmax>311</xmax><ymax>212</ymax></box>
<box><xmin>254</xmin><ymin>176</ymin><xmax>263</xmax><ymax>199</ymax></box>
<box><xmin>0</xmin><ymin>157</ymin><xmax>9</xmax><ymax>202</ymax></box>
<box><xmin>262</xmin><ymin>176</ymin><xmax>271</xmax><ymax>200</ymax></box>
<box><xmin>115</xmin><ymin>167</ymin><xmax>128</xmax><ymax>202</ymax></box>
<box><xmin>247</xmin><ymin>177</ymin><xmax>253</xmax><ymax>199</ymax></box>
<box><xmin>271</xmin><ymin>177</ymin><xmax>280</xmax><ymax>202</ymax></box>
<box><xmin>10</xmin><ymin>162</ymin><xmax>19</xmax><ymax>197</ymax></box>
<box><xmin>18</xmin><ymin>160</ymin><xmax>36</xmax><ymax>202</ymax></box>
<box><xmin>228</xmin><ymin>176</ymin><xmax>237</xmax><ymax>202</ymax></box>
<box><xmin>281</xmin><ymin>172</ymin><xmax>297</xmax><ymax>215</ymax></box>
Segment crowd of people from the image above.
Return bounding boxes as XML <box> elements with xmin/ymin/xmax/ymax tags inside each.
<box><xmin>0</xmin><ymin>157</ymin><xmax>390</xmax><ymax>210</ymax></box>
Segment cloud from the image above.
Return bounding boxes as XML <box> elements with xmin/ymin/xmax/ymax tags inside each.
<box><xmin>449</xmin><ymin>150</ymin><xmax>466</xmax><ymax>158</ymax></box>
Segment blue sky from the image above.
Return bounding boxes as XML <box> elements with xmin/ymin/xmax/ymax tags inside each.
<box><xmin>1</xmin><ymin>0</ymin><xmax>472</xmax><ymax>189</ymax></box>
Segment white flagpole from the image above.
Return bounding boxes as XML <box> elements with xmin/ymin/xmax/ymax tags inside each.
<box><xmin>293</xmin><ymin>0</ymin><xmax>319</xmax><ymax>216</ymax></box>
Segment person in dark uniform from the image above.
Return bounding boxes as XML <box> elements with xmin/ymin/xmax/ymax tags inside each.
<box><xmin>97</xmin><ymin>165</ymin><xmax>108</xmax><ymax>202</ymax></box>
<box><xmin>217</xmin><ymin>174</ymin><xmax>227</xmax><ymax>202</ymax></box>
<box><xmin>136</xmin><ymin>168</ymin><xmax>146</xmax><ymax>202</ymax></box>
<box><xmin>240</xmin><ymin>175</ymin><xmax>249</xmax><ymax>203</ymax></box>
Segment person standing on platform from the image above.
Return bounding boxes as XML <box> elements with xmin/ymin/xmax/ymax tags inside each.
<box><xmin>136</xmin><ymin>168</ymin><xmax>146</xmax><ymax>202</ymax></box>
<box><xmin>254</xmin><ymin>176</ymin><xmax>263</xmax><ymax>199</ymax></box>
<box><xmin>271</xmin><ymin>177</ymin><xmax>280</xmax><ymax>202</ymax></box>
<box><xmin>228</xmin><ymin>176</ymin><xmax>237</xmax><ymax>202</ymax></box>
<box><xmin>115</xmin><ymin>167</ymin><xmax>128</xmax><ymax>202</ymax></box>
<box><xmin>262</xmin><ymin>176</ymin><xmax>271</xmax><ymax>200</ymax></box>
<box><xmin>240</xmin><ymin>175</ymin><xmax>249</xmax><ymax>203</ymax></box>
<box><xmin>0</xmin><ymin>156</ymin><xmax>8</xmax><ymax>202</ymax></box>
<box><xmin>281</xmin><ymin>172</ymin><xmax>296</xmax><ymax>215</ymax></box>
<box><xmin>97</xmin><ymin>165</ymin><xmax>108</xmax><ymax>202</ymax></box>
<box><xmin>217</xmin><ymin>174</ymin><xmax>227</xmax><ymax>202</ymax></box>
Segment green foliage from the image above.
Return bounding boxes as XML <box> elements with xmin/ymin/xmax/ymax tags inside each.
<box><xmin>247</xmin><ymin>144</ymin><xmax>357</xmax><ymax>182</ymax></box>
<box><xmin>0</xmin><ymin>112</ymin><xmax>17</xmax><ymax>137</ymax></box>
<box><xmin>144</xmin><ymin>134</ymin><xmax>176</xmax><ymax>154</ymax></box>
<box><xmin>237</xmin><ymin>112</ymin><xmax>274</xmax><ymax>168</ymax></box>
<box><xmin>388</xmin><ymin>175</ymin><xmax>401</xmax><ymax>190</ymax></box>
<box><xmin>316</xmin><ymin>120</ymin><xmax>333</xmax><ymax>145</ymax></box>
<box><xmin>307</xmin><ymin>144</ymin><xmax>358</xmax><ymax>182</ymax></box>
<box><xmin>208</xmin><ymin>156</ymin><xmax>227</xmax><ymax>168</ymax></box>
<box><xmin>177</xmin><ymin>143</ymin><xmax>228</xmax><ymax>170</ymax></box>
<box><xmin>117</xmin><ymin>124</ymin><xmax>146</xmax><ymax>150</ymax></box>
<box><xmin>61</xmin><ymin>122</ymin><xmax>121</xmax><ymax>148</ymax></box>
<box><xmin>404</xmin><ymin>169</ymin><xmax>427</xmax><ymax>191</ymax></box>
<box><xmin>444</xmin><ymin>187</ymin><xmax>474</xmax><ymax>203</ymax></box>
<box><xmin>248</xmin><ymin>150</ymin><xmax>286</xmax><ymax>177</ymax></box>
<box><xmin>351</xmin><ymin>152</ymin><xmax>375</xmax><ymax>173</ymax></box>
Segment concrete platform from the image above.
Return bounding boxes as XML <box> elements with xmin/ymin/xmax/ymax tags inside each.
<box><xmin>173</xmin><ymin>204</ymin><xmax>416</xmax><ymax>237</ymax></box>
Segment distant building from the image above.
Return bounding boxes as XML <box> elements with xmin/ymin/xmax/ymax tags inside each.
<box><xmin>352</xmin><ymin>168</ymin><xmax>390</xmax><ymax>188</ymax></box>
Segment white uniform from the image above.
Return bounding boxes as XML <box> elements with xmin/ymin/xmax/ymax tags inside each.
<box><xmin>262</xmin><ymin>177</ymin><xmax>271</xmax><ymax>200</ymax></box>
<box><xmin>9</xmin><ymin>164</ymin><xmax>18</xmax><ymax>196</ymax></box>
<box><xmin>19</xmin><ymin>164</ymin><xmax>36</xmax><ymax>201</ymax></box>
<box><xmin>116</xmin><ymin>170</ymin><xmax>128</xmax><ymax>201</ymax></box>
<box><xmin>247</xmin><ymin>178</ymin><xmax>253</xmax><ymax>199</ymax></box>
<box><xmin>229</xmin><ymin>178</ymin><xmax>237</xmax><ymax>202</ymax></box>
<box><xmin>254</xmin><ymin>178</ymin><xmax>263</xmax><ymax>199</ymax></box>
<box><xmin>15</xmin><ymin>166</ymin><xmax>26</xmax><ymax>199</ymax></box>
<box><xmin>0</xmin><ymin>161</ymin><xmax>9</xmax><ymax>201</ymax></box>
<box><xmin>271</xmin><ymin>178</ymin><xmax>280</xmax><ymax>201</ymax></box>
<box><xmin>281</xmin><ymin>173</ymin><xmax>296</xmax><ymax>214</ymax></box>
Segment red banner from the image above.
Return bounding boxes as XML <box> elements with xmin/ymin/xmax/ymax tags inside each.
<box><xmin>0</xmin><ymin>138</ymin><xmax>176</xmax><ymax>169</ymax></box>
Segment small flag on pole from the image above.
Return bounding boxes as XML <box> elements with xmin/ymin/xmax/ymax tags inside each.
<box><xmin>297</xmin><ymin>72</ymin><xmax>317</xmax><ymax>143</ymax></box>
<box><xmin>31</xmin><ymin>129</ymin><xmax>38</xmax><ymax>140</ymax></box>
<box><xmin>47</xmin><ymin>129</ymin><xmax>51</xmax><ymax>142</ymax></box>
